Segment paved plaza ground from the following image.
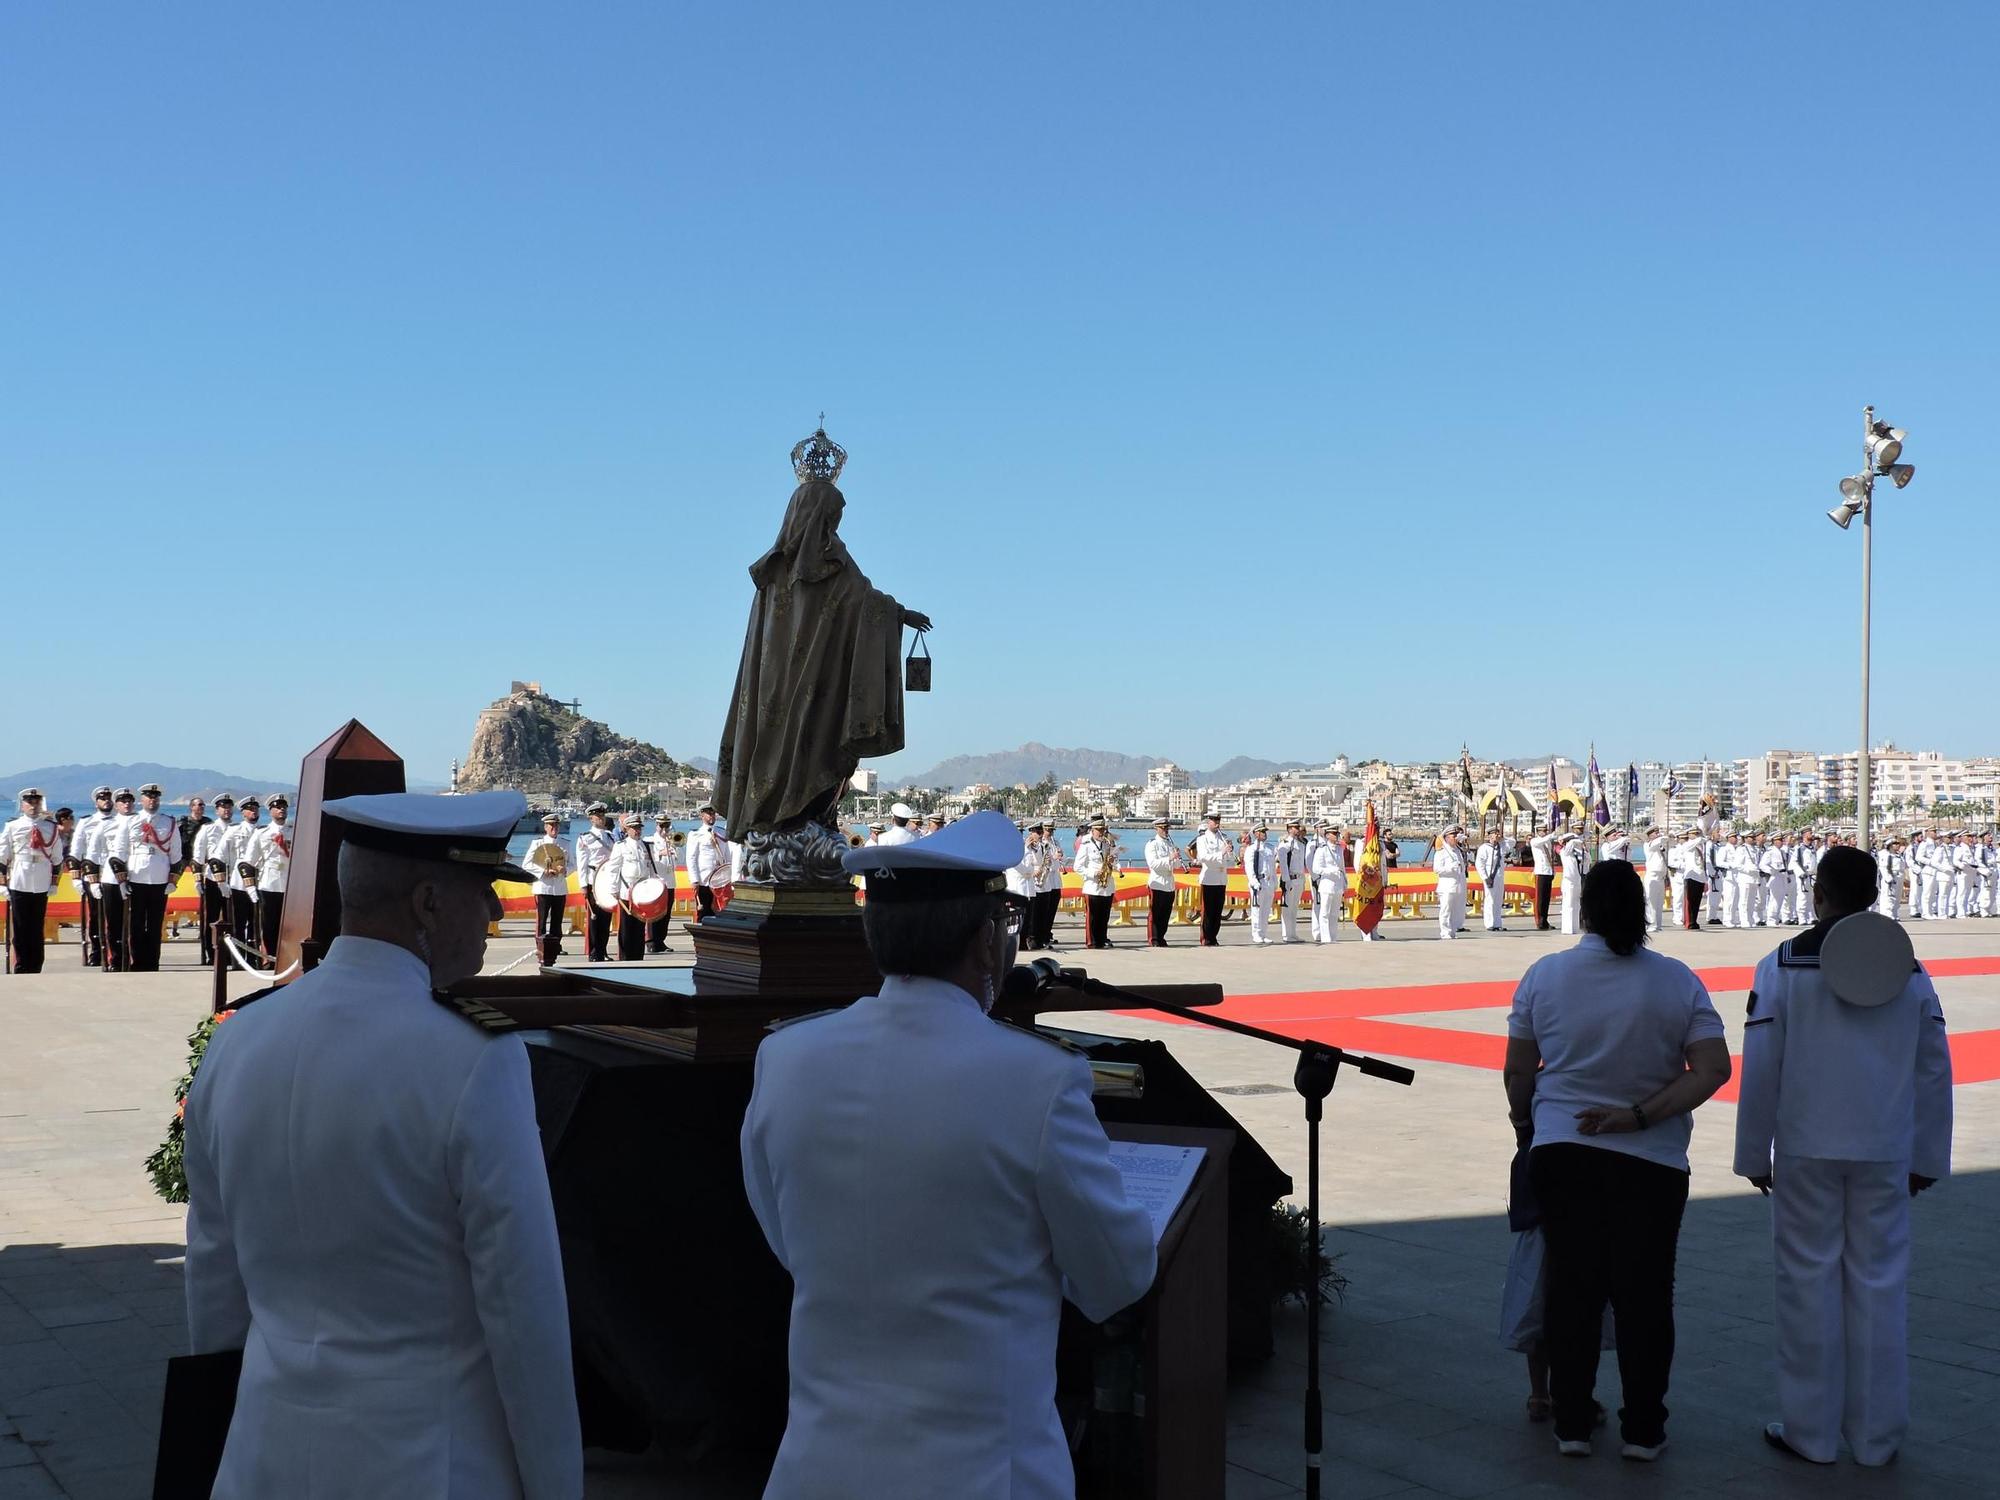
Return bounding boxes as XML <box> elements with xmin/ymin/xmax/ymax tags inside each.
<box><xmin>3</xmin><ymin>909</ymin><xmax>1997</xmax><ymax>1498</ymax></box>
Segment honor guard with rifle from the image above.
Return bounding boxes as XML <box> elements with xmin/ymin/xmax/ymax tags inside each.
<box><xmin>180</xmin><ymin>797</ymin><xmax>213</xmax><ymax>964</ymax></box>
<box><xmin>224</xmin><ymin>796</ymin><xmax>262</xmax><ymax>949</ymax></box>
<box><xmin>194</xmin><ymin>795</ymin><xmax>235</xmax><ymax>963</ymax></box>
<box><xmin>1075</xmin><ymin>815</ymin><xmax>1116</xmax><ymax>950</ymax></box>
<box><xmin>72</xmin><ymin>786</ymin><xmax>117</xmax><ymax>966</ymax></box>
<box><xmin>108</xmin><ymin>782</ymin><xmax>181</xmax><ymax>971</ymax></box>
<box><xmin>523</xmin><ymin>812</ymin><xmax>569</xmax><ymax>964</ymax></box>
<box><xmin>100</xmin><ymin>788</ymin><xmax>138</xmax><ymax>969</ymax></box>
<box><xmin>1243</xmin><ymin>823</ymin><xmax>1277</xmax><ymax>945</ymax></box>
<box><xmin>574</xmin><ymin>803</ymin><xmax>616</xmax><ymax>961</ymax></box>
<box><xmin>1275</xmin><ymin>821</ymin><xmax>1308</xmax><ymax>942</ymax></box>
<box><xmin>1193</xmin><ymin>814</ymin><xmax>1232</xmax><ymax>946</ymax></box>
<box><xmin>251</xmin><ymin>795</ymin><xmax>294</xmax><ymax>958</ymax></box>
<box><xmin>1142</xmin><ymin>817</ymin><xmax>1182</xmax><ymax>947</ymax></box>
<box><xmin>3</xmin><ymin>788</ymin><xmax>63</xmax><ymax>974</ymax></box>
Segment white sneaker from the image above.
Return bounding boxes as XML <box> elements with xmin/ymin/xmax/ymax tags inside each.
<box><xmin>1620</xmin><ymin>1438</ymin><xmax>1666</xmax><ymax>1462</ymax></box>
<box><xmin>1556</xmin><ymin>1438</ymin><xmax>1591</xmax><ymax>1457</ymax></box>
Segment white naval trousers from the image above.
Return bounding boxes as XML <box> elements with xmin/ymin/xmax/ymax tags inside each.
<box><xmin>1279</xmin><ymin>884</ymin><xmax>1302</xmax><ymax>942</ymax></box>
<box><xmin>1915</xmin><ymin>868</ymin><xmax>1937</xmax><ymax>919</ymax></box>
<box><xmin>1247</xmin><ymin>885</ymin><xmax>1275</xmax><ymax>943</ymax></box>
<box><xmin>1435</xmin><ymin>878</ymin><xmax>1462</xmax><ymax>939</ymax></box>
<box><xmin>1480</xmin><ymin>878</ymin><xmax>1504</xmax><ymax>931</ymax></box>
<box><xmin>1728</xmin><ymin>873</ymin><xmax>1755</xmax><ymax>928</ymax></box>
<box><xmin>1559</xmin><ymin>877</ymin><xmax>1581</xmax><ymax>935</ymax></box>
<box><xmin>1668</xmin><ymin>874</ymin><xmax>1682</xmax><ymax>926</ymax></box>
<box><xmin>1767</xmin><ymin>872</ymin><xmax>1794</xmax><ymax>925</ymax></box>
<box><xmin>1952</xmin><ymin>870</ymin><xmax>1972</xmax><ymax>919</ymax></box>
<box><xmin>1771</xmin><ymin>1154</ymin><xmax>1911</xmax><ymax>1467</ymax></box>
<box><xmin>1312</xmin><ymin>880</ymin><xmax>1344</xmax><ymax>943</ymax></box>
<box><xmin>1643</xmin><ymin>873</ymin><xmax>1666</xmax><ymax>932</ymax></box>
<box><xmin>1876</xmin><ymin>880</ymin><xmax>1902</xmax><ymax>922</ymax></box>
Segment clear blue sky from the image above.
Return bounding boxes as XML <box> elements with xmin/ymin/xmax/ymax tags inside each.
<box><xmin>7</xmin><ymin>3</ymin><xmax>1996</xmax><ymax>786</ymax></box>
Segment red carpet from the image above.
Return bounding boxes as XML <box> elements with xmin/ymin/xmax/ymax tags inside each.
<box><xmin>1115</xmin><ymin>955</ymin><xmax>2000</xmax><ymax>1094</ymax></box>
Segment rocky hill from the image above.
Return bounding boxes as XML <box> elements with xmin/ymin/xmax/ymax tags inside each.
<box><xmin>459</xmin><ymin>683</ymin><xmax>695</xmax><ymax>798</ymax></box>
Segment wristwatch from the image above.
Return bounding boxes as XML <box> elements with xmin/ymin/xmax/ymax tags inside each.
<box><xmin>1630</xmin><ymin>1103</ymin><xmax>1650</xmax><ymax>1131</ymax></box>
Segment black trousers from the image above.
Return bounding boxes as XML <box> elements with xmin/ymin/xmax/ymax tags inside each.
<box><xmin>199</xmin><ymin>881</ymin><xmax>225</xmax><ymax>964</ymax></box>
<box><xmin>617</xmin><ymin>909</ymin><xmax>646</xmax><ymax>961</ymax></box>
<box><xmin>1199</xmin><ymin>883</ymin><xmax>1224</xmax><ymax>943</ymax></box>
<box><xmin>128</xmin><ymin>883</ymin><xmax>169</xmax><ymax>971</ymax></box>
<box><xmin>1529</xmin><ymin>1143</ymin><xmax>1690</xmax><ymax>1447</ymax></box>
<box><xmin>535</xmin><ymin>894</ymin><xmax>566</xmax><ymax>962</ymax></box>
<box><xmin>83</xmin><ymin>887</ymin><xmax>107</xmax><ymax>965</ymax></box>
<box><xmin>587</xmin><ymin>903</ymin><xmax>613</xmax><ymax>962</ymax></box>
<box><xmin>1533</xmin><ymin>873</ymin><xmax>1553</xmax><ymax>928</ymax></box>
<box><xmin>1084</xmin><ymin>893</ymin><xmax>1112</xmax><ymax>948</ymax></box>
<box><xmin>7</xmin><ymin>891</ymin><xmax>48</xmax><ymax>973</ymax></box>
<box><xmin>1681</xmin><ymin>879</ymin><xmax>1704</xmax><ymax>930</ymax></box>
<box><xmin>645</xmin><ymin>915</ymin><xmax>670</xmax><ymax>952</ymax></box>
<box><xmin>1148</xmin><ymin>887</ymin><xmax>1175</xmax><ymax>945</ymax></box>
<box><xmin>102</xmin><ymin>885</ymin><xmax>129</xmax><ymax>970</ymax></box>
<box><xmin>229</xmin><ymin>890</ymin><xmax>257</xmax><ymax>949</ymax></box>
<box><xmin>694</xmin><ymin>884</ymin><xmax>716</xmax><ymax>919</ymax></box>
<box><xmin>1035</xmin><ymin>889</ymin><xmax>1059</xmax><ymax>946</ymax></box>
<box><xmin>259</xmin><ymin>893</ymin><xmax>285</xmax><ymax>960</ymax></box>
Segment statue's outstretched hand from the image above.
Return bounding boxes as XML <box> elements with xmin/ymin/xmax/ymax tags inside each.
<box><xmin>903</xmin><ymin>610</ymin><xmax>932</xmax><ymax>632</ymax></box>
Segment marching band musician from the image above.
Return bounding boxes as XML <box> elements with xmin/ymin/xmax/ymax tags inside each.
<box><xmin>1034</xmin><ymin>819</ymin><xmax>1065</xmax><ymax>949</ymax></box>
<box><xmin>72</xmin><ymin>785</ymin><xmax>117</xmax><ymax>967</ymax></box>
<box><xmin>250</xmin><ymin>795</ymin><xmax>294</xmax><ymax>959</ymax></box>
<box><xmin>194</xmin><ymin>796</ymin><xmax>236</xmax><ymax>964</ymax></box>
<box><xmin>1309</xmin><ymin>822</ymin><xmax>1348</xmax><ymax>943</ymax></box>
<box><xmin>608</xmin><ymin>812</ymin><xmax>662</xmax><ymax>961</ymax></box>
<box><xmin>646</xmin><ymin>815</ymin><xmax>679</xmax><ymax>953</ymax></box>
<box><xmin>1431</xmin><ymin>825</ymin><xmax>1467</xmax><ymax>940</ymax></box>
<box><xmin>1476</xmin><ymin>826</ymin><xmax>1508</xmax><ymax>933</ymax></box>
<box><xmin>1242</xmin><ymin>823</ymin><xmax>1277</xmax><ymax>945</ymax></box>
<box><xmin>574</xmin><ymin>803</ymin><xmax>616</xmax><ymax>962</ymax></box>
<box><xmin>1640</xmin><ymin>827</ymin><xmax>1668</xmax><ymax>932</ymax></box>
<box><xmin>1075</xmin><ymin>815</ymin><xmax>1116</xmax><ymax>951</ymax></box>
<box><xmin>1275</xmin><ymin>820</ymin><xmax>1309</xmax><ymax>943</ymax></box>
<box><xmin>1004</xmin><ymin>822</ymin><xmax>1042</xmax><ymax>947</ymax></box>
<box><xmin>1529</xmin><ymin>828</ymin><xmax>1557</xmax><ymax>931</ymax></box>
<box><xmin>224</xmin><ymin>797</ymin><xmax>263</xmax><ymax>949</ymax></box>
<box><xmin>107</xmin><ymin>782</ymin><xmax>181</xmax><ymax>972</ymax></box>
<box><xmin>3</xmin><ymin>788</ymin><xmax>62</xmax><ymax>974</ymax></box>
<box><xmin>524</xmin><ymin>813</ymin><xmax>569</xmax><ymax>963</ymax></box>
<box><xmin>877</xmin><ymin>801</ymin><xmax>918</xmax><ymax>847</ymax></box>
<box><xmin>687</xmin><ymin>803</ymin><xmax>731</xmax><ymax>919</ymax></box>
<box><xmin>1556</xmin><ymin>831</ymin><xmax>1586</xmax><ymax>936</ymax></box>
<box><xmin>740</xmin><ymin>812</ymin><xmax>1155</xmax><ymax>1500</ymax></box>
<box><xmin>1733</xmin><ymin>846</ymin><xmax>1953</xmax><ymax>1466</ymax></box>
<box><xmin>1142</xmin><ymin>817</ymin><xmax>1180</xmax><ymax>947</ymax></box>
<box><xmin>1194</xmin><ymin>813</ymin><xmax>1231</xmax><ymax>947</ymax></box>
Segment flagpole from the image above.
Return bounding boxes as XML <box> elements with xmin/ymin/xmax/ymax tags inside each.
<box><xmin>1588</xmin><ymin>742</ymin><xmax>1599</xmax><ymax>865</ymax></box>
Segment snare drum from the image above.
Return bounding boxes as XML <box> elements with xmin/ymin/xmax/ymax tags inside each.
<box><xmin>591</xmin><ymin>866</ymin><xmax>623</xmax><ymax>913</ymax></box>
<box><xmin>628</xmin><ymin>876</ymin><xmax>671</xmax><ymax>922</ymax></box>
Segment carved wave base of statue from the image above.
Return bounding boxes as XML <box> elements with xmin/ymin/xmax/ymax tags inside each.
<box><xmin>687</xmin><ymin>885</ymin><xmax>880</xmax><ymax>998</ymax></box>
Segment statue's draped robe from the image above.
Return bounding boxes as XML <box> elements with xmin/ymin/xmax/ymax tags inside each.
<box><xmin>715</xmin><ymin>481</ymin><xmax>905</xmax><ymax>834</ymax></box>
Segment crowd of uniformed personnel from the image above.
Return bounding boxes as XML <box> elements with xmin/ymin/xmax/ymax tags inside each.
<box><xmin>1</xmin><ymin>784</ymin><xmax>293</xmax><ymax>974</ymax></box>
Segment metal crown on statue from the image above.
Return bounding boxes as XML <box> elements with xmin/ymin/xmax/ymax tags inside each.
<box><xmin>790</xmin><ymin>421</ymin><xmax>847</xmax><ymax>483</ymax></box>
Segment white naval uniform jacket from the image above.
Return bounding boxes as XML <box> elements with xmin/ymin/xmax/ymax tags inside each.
<box><xmin>1600</xmin><ymin>835</ymin><xmax>1632</xmax><ymax>862</ymax></box>
<box><xmin>522</xmin><ymin>835</ymin><xmax>568</xmax><ymax>898</ymax></box>
<box><xmin>1474</xmin><ymin>841</ymin><xmax>1505</xmax><ymax>886</ymax></box>
<box><xmin>1275</xmin><ymin>838</ymin><xmax>1307</xmax><ymax>890</ymax></box>
<box><xmin>1143</xmin><ymin>836</ymin><xmax>1178</xmax><ymax>893</ymax></box>
<box><xmin>1076</xmin><ymin>835</ymin><xmax>1116</xmax><ymax>898</ymax></box>
<box><xmin>741</xmin><ymin>976</ymin><xmax>1157</xmax><ymax>1500</ymax></box>
<box><xmin>1642</xmin><ymin>837</ymin><xmax>1668</xmax><ymax>884</ymax></box>
<box><xmin>1004</xmin><ymin>839</ymin><xmax>1040</xmax><ymax>898</ymax></box>
<box><xmin>1194</xmin><ymin>830</ymin><xmax>1231</xmax><ymax>886</ymax></box>
<box><xmin>607</xmin><ymin>834</ymin><xmax>660</xmax><ymax>898</ymax></box>
<box><xmin>108</xmin><ymin>810</ymin><xmax>182</xmax><ymax>885</ymax></box>
<box><xmin>183</xmin><ymin>937</ymin><xmax>581</xmax><ymax>1500</ymax></box>
<box><xmin>193</xmin><ymin>818</ymin><xmax>233</xmax><ymax>886</ymax></box>
<box><xmin>687</xmin><ymin>826</ymin><xmax>730</xmax><ymax>886</ymax></box>
<box><xmin>1037</xmin><ymin>838</ymin><xmax>1066</xmax><ymax>895</ymax></box>
<box><xmin>71</xmin><ymin>810</ymin><xmax>113</xmax><ymax>886</ymax></box>
<box><xmin>1310</xmin><ymin>842</ymin><xmax>1348</xmax><ymax>890</ymax></box>
<box><xmin>573</xmin><ymin>826</ymin><xmax>616</xmax><ymax>889</ymax></box>
<box><xmin>223</xmin><ymin>821</ymin><xmax>262</xmax><ymax>895</ymax></box>
<box><xmin>251</xmin><ymin>823</ymin><xmax>294</xmax><ymax>893</ymax></box>
<box><xmin>1529</xmin><ymin>833</ymin><xmax>1555</xmax><ymax>876</ymax></box>
<box><xmin>1733</xmin><ymin>922</ymin><xmax>1953</xmax><ymax>1179</ymax></box>
<box><xmin>2</xmin><ymin>815</ymin><xmax>61</xmax><ymax>892</ymax></box>
<box><xmin>1431</xmin><ymin>844</ymin><xmax>1466</xmax><ymax>882</ymax></box>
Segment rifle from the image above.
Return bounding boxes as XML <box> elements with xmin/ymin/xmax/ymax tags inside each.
<box><xmin>2</xmin><ymin>881</ymin><xmax>10</xmax><ymax>976</ymax></box>
<box><xmin>110</xmin><ymin>857</ymin><xmax>132</xmax><ymax>972</ymax></box>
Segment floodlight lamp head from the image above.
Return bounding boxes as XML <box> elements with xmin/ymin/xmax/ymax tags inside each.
<box><xmin>1827</xmin><ymin>502</ymin><xmax>1859</xmax><ymax>530</ymax></box>
<box><xmin>1887</xmin><ymin>462</ymin><xmax>1915</xmax><ymax>488</ymax></box>
<box><xmin>1839</xmin><ymin>476</ymin><xmax>1868</xmax><ymax>504</ymax></box>
<box><xmin>1868</xmin><ymin>434</ymin><xmax>1903</xmax><ymax>469</ymax></box>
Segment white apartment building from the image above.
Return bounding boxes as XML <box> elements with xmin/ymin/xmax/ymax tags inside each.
<box><xmin>1816</xmin><ymin>746</ymin><xmax>1973</xmax><ymax>810</ymax></box>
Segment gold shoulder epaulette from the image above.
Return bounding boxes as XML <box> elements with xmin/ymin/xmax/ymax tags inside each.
<box><xmin>432</xmin><ymin>991</ymin><xmax>518</xmax><ymax>1031</ymax></box>
<box><xmin>766</xmin><ymin>1007</ymin><xmax>841</xmax><ymax>1032</ymax></box>
<box><xmin>993</xmin><ymin>1018</ymin><xmax>1083</xmax><ymax>1053</ymax></box>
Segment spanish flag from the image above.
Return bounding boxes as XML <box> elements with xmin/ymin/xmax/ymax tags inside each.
<box><xmin>1354</xmin><ymin>800</ymin><xmax>1386</xmax><ymax>936</ymax></box>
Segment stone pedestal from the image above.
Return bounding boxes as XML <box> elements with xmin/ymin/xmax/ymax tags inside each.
<box><xmin>687</xmin><ymin>883</ymin><xmax>880</xmax><ymax>998</ymax></box>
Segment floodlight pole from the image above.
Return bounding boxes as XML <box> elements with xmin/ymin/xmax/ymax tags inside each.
<box><xmin>1858</xmin><ymin>405</ymin><xmax>1874</xmax><ymax>852</ymax></box>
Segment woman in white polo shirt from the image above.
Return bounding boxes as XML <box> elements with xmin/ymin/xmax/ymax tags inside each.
<box><xmin>1503</xmin><ymin>860</ymin><xmax>1732</xmax><ymax>1463</ymax></box>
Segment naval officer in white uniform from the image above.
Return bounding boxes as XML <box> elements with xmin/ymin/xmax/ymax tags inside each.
<box><xmin>741</xmin><ymin>811</ymin><xmax>1156</xmax><ymax>1500</ymax></box>
<box><xmin>183</xmin><ymin>791</ymin><xmax>580</xmax><ymax>1499</ymax></box>
<box><xmin>1733</xmin><ymin>846</ymin><xmax>1954</xmax><ymax>1468</ymax></box>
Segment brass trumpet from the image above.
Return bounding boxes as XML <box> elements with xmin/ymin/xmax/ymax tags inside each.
<box><xmin>669</xmin><ymin>829</ymin><xmax>688</xmax><ymax>848</ymax></box>
<box><xmin>847</xmin><ymin>832</ymin><xmax>867</xmax><ymax>848</ymax></box>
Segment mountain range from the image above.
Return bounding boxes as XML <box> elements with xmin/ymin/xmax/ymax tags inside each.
<box><xmin>0</xmin><ymin>762</ymin><xmax>305</xmax><ymax>809</ymax></box>
<box><xmin>894</xmin><ymin>743</ymin><xmax>1313</xmax><ymax>792</ymax></box>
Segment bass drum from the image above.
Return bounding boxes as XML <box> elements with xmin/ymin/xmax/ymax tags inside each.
<box><xmin>628</xmin><ymin>876</ymin><xmax>671</xmax><ymax>922</ymax></box>
<box><xmin>592</xmin><ymin>865</ymin><xmax>623</xmax><ymax>913</ymax></box>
